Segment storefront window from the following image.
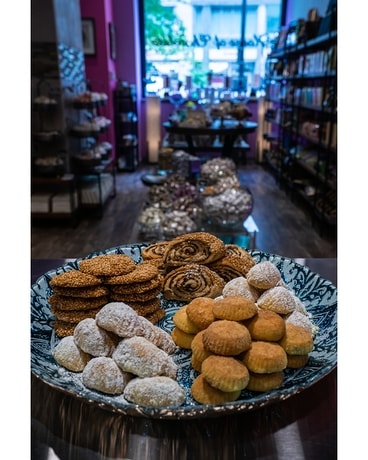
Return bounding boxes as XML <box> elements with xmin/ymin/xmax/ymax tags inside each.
<box><xmin>141</xmin><ymin>0</ymin><xmax>282</xmax><ymax>97</ymax></box>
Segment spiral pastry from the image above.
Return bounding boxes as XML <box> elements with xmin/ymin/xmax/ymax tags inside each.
<box><xmin>163</xmin><ymin>263</ymin><xmax>225</xmax><ymax>301</ymax></box>
<box><xmin>141</xmin><ymin>241</ymin><xmax>169</xmax><ymax>260</ymax></box>
<box><xmin>224</xmin><ymin>244</ymin><xmax>254</xmax><ymax>259</ymax></box>
<box><xmin>209</xmin><ymin>254</ymin><xmax>256</xmax><ymax>282</ymax></box>
<box><xmin>162</xmin><ymin>232</ymin><xmax>226</xmax><ymax>267</ymax></box>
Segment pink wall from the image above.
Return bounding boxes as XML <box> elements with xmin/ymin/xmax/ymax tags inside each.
<box><xmin>80</xmin><ymin>0</ymin><xmax>117</xmax><ymax>157</ymax></box>
<box><xmin>80</xmin><ymin>0</ymin><xmax>149</xmax><ymax>162</ymax></box>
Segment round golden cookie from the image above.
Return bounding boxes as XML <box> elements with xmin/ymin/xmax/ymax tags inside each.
<box><xmin>173</xmin><ymin>306</ymin><xmax>201</xmax><ymax>334</ymax></box>
<box><xmin>257</xmin><ymin>286</ymin><xmax>296</xmax><ymax>315</ymax></box>
<box><xmin>78</xmin><ymin>254</ymin><xmax>136</xmax><ymax>276</ymax></box>
<box><xmin>222</xmin><ymin>276</ymin><xmax>260</xmax><ymax>302</ymax></box>
<box><xmin>105</xmin><ymin>262</ymin><xmax>159</xmax><ymax>285</ymax></box>
<box><xmin>54</xmin><ymin>319</ymin><xmax>78</xmax><ymax>338</ymax></box>
<box><xmin>141</xmin><ymin>241</ymin><xmax>169</xmax><ymax>260</ymax></box>
<box><xmin>191</xmin><ymin>373</ymin><xmax>241</xmax><ymax>405</ymax></box>
<box><xmin>49</xmin><ymin>294</ymin><xmax>109</xmax><ymax>311</ymax></box>
<box><xmin>162</xmin><ymin>231</ymin><xmax>226</xmax><ymax>267</ymax></box>
<box><xmin>202</xmin><ymin>320</ymin><xmax>252</xmax><ymax>356</ymax></box>
<box><xmin>201</xmin><ymin>355</ymin><xmax>250</xmax><ymax>392</ymax></box>
<box><xmin>245</xmin><ymin>310</ymin><xmax>286</xmax><ymax>342</ymax></box>
<box><xmin>52</xmin><ymin>285</ymin><xmax>109</xmax><ymax>298</ymax></box>
<box><xmin>246</xmin><ymin>261</ymin><xmax>282</xmax><ymax>290</ymax></box>
<box><xmin>213</xmin><ymin>296</ymin><xmax>258</xmax><ymax>321</ymax></box>
<box><xmin>50</xmin><ymin>270</ymin><xmax>102</xmax><ymax>288</ymax></box>
<box><xmin>242</xmin><ymin>341</ymin><xmax>287</xmax><ymax>374</ymax></box>
<box><xmin>53</xmin><ymin>335</ymin><xmax>91</xmax><ymax>372</ymax></box>
<box><xmin>209</xmin><ymin>255</ymin><xmax>256</xmax><ymax>282</ymax></box>
<box><xmin>191</xmin><ymin>330</ymin><xmax>213</xmax><ymax>364</ymax></box>
<box><xmin>246</xmin><ymin>371</ymin><xmax>284</xmax><ymax>392</ymax></box>
<box><xmin>279</xmin><ymin>323</ymin><xmax>314</xmax><ymax>355</ymax></box>
<box><xmin>286</xmin><ymin>353</ymin><xmax>309</xmax><ymax>368</ymax></box>
<box><xmin>171</xmin><ymin>327</ymin><xmax>196</xmax><ymax>349</ymax></box>
<box><xmin>185</xmin><ymin>297</ymin><xmax>217</xmax><ymax>330</ymax></box>
<box><xmin>190</xmin><ymin>354</ymin><xmax>203</xmax><ymax>372</ymax></box>
<box><xmin>51</xmin><ymin>306</ymin><xmax>101</xmax><ymax>323</ymax></box>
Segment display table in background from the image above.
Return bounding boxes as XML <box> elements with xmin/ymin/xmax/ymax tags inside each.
<box><xmin>163</xmin><ymin>119</ymin><xmax>258</xmax><ymax>163</ymax></box>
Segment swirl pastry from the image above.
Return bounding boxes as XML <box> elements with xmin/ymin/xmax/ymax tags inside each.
<box><xmin>141</xmin><ymin>241</ymin><xmax>169</xmax><ymax>260</ymax></box>
<box><xmin>163</xmin><ymin>263</ymin><xmax>225</xmax><ymax>301</ymax></box>
<box><xmin>224</xmin><ymin>244</ymin><xmax>253</xmax><ymax>258</ymax></box>
<box><xmin>208</xmin><ymin>255</ymin><xmax>256</xmax><ymax>282</ymax></box>
<box><xmin>162</xmin><ymin>232</ymin><xmax>226</xmax><ymax>267</ymax></box>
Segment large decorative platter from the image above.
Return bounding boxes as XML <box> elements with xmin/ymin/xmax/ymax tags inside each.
<box><xmin>31</xmin><ymin>245</ymin><xmax>337</xmax><ymax>419</ymax></box>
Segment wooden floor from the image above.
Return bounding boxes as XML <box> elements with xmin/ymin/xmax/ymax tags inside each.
<box><xmin>31</xmin><ymin>162</ymin><xmax>337</xmax><ymax>259</ymax></box>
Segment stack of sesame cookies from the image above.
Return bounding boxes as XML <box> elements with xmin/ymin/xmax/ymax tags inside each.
<box><xmin>49</xmin><ymin>254</ymin><xmax>165</xmax><ymax>337</ymax></box>
<box><xmin>49</xmin><ymin>270</ymin><xmax>109</xmax><ymax>337</ymax></box>
<box><xmin>105</xmin><ymin>261</ymin><xmax>165</xmax><ymax>322</ymax></box>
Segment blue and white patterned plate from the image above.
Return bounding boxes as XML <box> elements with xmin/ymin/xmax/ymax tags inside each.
<box><xmin>31</xmin><ymin>245</ymin><xmax>337</xmax><ymax>419</ymax></box>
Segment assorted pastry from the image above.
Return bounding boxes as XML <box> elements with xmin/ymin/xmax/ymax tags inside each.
<box><xmin>46</xmin><ymin>231</ymin><xmax>319</xmax><ymax>409</ymax></box>
<box><xmin>72</xmin><ymin>91</ymin><xmax>108</xmax><ymax>105</ymax></box>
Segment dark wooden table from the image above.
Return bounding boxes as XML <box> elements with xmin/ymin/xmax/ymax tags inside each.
<box><xmin>31</xmin><ymin>258</ymin><xmax>337</xmax><ymax>460</ymax></box>
<box><xmin>163</xmin><ymin>119</ymin><xmax>258</xmax><ymax>159</ymax></box>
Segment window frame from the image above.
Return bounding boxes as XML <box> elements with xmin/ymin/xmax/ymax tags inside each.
<box><xmin>138</xmin><ymin>0</ymin><xmax>287</xmax><ymax>97</ymax></box>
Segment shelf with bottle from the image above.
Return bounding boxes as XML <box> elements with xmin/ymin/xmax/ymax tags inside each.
<box><xmin>113</xmin><ymin>83</ymin><xmax>139</xmax><ymax>172</ymax></box>
<box><xmin>262</xmin><ymin>10</ymin><xmax>337</xmax><ymax>229</ymax></box>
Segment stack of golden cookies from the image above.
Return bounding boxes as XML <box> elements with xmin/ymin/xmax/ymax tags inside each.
<box><xmin>169</xmin><ymin>259</ymin><xmax>315</xmax><ymax>404</ymax></box>
<box><xmin>49</xmin><ymin>254</ymin><xmax>164</xmax><ymax>337</ymax></box>
<box><xmin>49</xmin><ymin>270</ymin><xmax>110</xmax><ymax>338</ymax></box>
<box><xmin>105</xmin><ymin>261</ymin><xmax>165</xmax><ymax>323</ymax></box>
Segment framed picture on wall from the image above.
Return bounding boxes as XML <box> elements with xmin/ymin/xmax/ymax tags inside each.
<box><xmin>82</xmin><ymin>18</ymin><xmax>96</xmax><ymax>56</ymax></box>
